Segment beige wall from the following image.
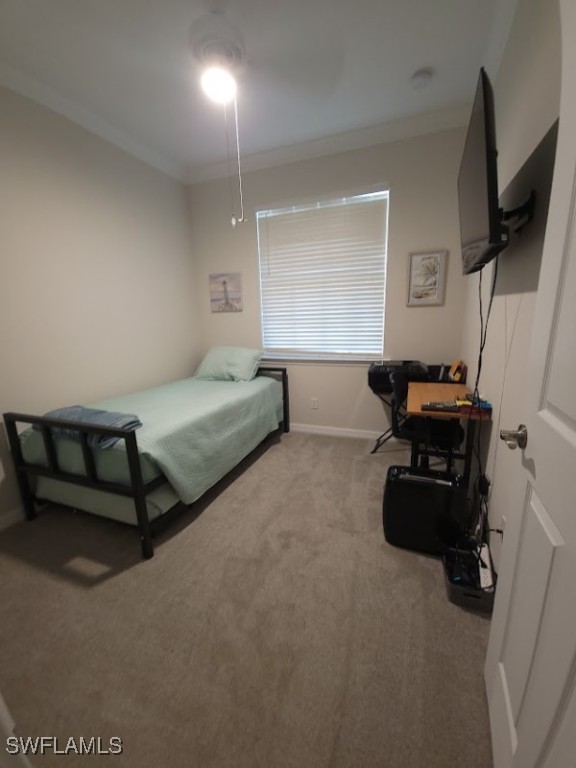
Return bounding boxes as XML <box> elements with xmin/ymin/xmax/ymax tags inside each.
<box><xmin>189</xmin><ymin>127</ymin><xmax>468</xmax><ymax>433</ymax></box>
<box><xmin>0</xmin><ymin>86</ymin><xmax>199</xmax><ymax>525</ymax></box>
<box><xmin>459</xmin><ymin>0</ymin><xmax>561</xmax><ymax>569</ymax></box>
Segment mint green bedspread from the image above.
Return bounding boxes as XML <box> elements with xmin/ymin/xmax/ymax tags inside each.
<box><xmin>20</xmin><ymin>376</ymin><xmax>283</xmax><ymax>524</ymax></box>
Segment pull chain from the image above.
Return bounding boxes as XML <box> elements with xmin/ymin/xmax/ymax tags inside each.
<box><xmin>224</xmin><ymin>103</ymin><xmax>236</xmax><ymax>223</ymax></box>
<box><xmin>232</xmin><ymin>95</ymin><xmax>245</xmax><ymax>227</ymax></box>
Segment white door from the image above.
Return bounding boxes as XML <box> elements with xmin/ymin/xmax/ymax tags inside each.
<box><xmin>485</xmin><ymin>1</ymin><xmax>576</xmax><ymax>766</ymax></box>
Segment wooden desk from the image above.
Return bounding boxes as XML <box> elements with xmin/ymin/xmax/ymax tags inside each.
<box><xmin>407</xmin><ymin>382</ymin><xmax>470</xmax><ymax>417</ymax></box>
<box><xmin>407</xmin><ymin>381</ymin><xmax>491</xmax><ymax>482</ymax></box>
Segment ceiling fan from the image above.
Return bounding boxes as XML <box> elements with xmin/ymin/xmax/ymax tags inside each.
<box><xmin>188</xmin><ymin>2</ymin><xmax>345</xmax><ymax>226</ymax></box>
<box><xmin>188</xmin><ymin>1</ymin><xmax>345</xmax><ymax>104</ymax></box>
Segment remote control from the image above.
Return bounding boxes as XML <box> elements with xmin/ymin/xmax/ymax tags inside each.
<box><xmin>478</xmin><ymin>544</ymin><xmax>494</xmax><ymax>589</ymax></box>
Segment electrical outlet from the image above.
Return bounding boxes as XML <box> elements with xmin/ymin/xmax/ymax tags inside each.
<box><xmin>310</xmin><ymin>397</ymin><xmax>319</xmax><ymax>409</ymax></box>
<box><xmin>501</xmin><ymin>515</ymin><xmax>506</xmax><ymax>534</ymax></box>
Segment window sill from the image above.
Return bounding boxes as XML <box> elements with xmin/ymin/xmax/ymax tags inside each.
<box><xmin>261</xmin><ymin>355</ymin><xmax>378</xmax><ymax>366</ymax></box>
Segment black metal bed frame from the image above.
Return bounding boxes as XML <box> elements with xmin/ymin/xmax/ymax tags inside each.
<box><xmin>2</xmin><ymin>367</ymin><xmax>289</xmax><ymax>560</ymax></box>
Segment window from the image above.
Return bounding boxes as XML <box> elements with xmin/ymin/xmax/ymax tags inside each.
<box><xmin>256</xmin><ymin>190</ymin><xmax>389</xmax><ymax>360</ymax></box>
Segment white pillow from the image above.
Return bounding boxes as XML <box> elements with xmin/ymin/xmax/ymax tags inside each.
<box><xmin>194</xmin><ymin>346</ymin><xmax>262</xmax><ymax>382</ymax></box>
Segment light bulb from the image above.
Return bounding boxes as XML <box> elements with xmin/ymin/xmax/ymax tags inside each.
<box><xmin>201</xmin><ymin>66</ymin><xmax>237</xmax><ymax>104</ymax></box>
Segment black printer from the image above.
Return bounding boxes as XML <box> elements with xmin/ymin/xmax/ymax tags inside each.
<box><xmin>368</xmin><ymin>360</ymin><xmax>429</xmax><ymax>395</ymax></box>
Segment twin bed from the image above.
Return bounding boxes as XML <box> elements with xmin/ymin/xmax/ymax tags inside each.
<box><xmin>3</xmin><ymin>348</ymin><xmax>289</xmax><ymax>559</ymax></box>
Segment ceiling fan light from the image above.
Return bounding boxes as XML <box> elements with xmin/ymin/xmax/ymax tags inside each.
<box><xmin>201</xmin><ymin>66</ymin><xmax>237</xmax><ymax>104</ymax></box>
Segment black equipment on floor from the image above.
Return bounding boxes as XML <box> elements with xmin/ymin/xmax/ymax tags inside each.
<box><xmin>382</xmin><ymin>465</ymin><xmax>467</xmax><ymax>556</ymax></box>
<box><xmin>443</xmin><ymin>545</ymin><xmax>496</xmax><ymax>613</ymax></box>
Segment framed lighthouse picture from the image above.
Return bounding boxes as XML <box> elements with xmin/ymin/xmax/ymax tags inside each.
<box><xmin>209</xmin><ymin>272</ymin><xmax>243</xmax><ymax>313</ymax></box>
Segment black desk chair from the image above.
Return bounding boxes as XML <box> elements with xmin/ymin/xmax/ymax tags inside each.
<box><xmin>389</xmin><ymin>372</ymin><xmax>465</xmax><ymax>472</ymax></box>
<box><xmin>368</xmin><ymin>361</ymin><xmax>430</xmax><ymax>454</ymax></box>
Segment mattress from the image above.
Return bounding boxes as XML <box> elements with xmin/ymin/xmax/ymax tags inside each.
<box><xmin>20</xmin><ymin>375</ymin><xmax>283</xmax><ymax>525</ymax></box>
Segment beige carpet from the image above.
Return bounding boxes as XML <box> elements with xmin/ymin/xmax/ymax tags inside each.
<box><xmin>0</xmin><ymin>433</ymin><xmax>493</xmax><ymax>767</ymax></box>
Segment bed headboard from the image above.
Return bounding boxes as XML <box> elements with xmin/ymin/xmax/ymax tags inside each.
<box><xmin>257</xmin><ymin>366</ymin><xmax>289</xmax><ymax>433</ymax></box>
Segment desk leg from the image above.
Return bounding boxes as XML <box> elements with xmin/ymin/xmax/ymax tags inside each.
<box><xmin>463</xmin><ymin>419</ymin><xmax>476</xmax><ymax>484</ymax></box>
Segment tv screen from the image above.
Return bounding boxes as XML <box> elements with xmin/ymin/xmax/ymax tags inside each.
<box><xmin>458</xmin><ymin>68</ymin><xmax>508</xmax><ymax>274</ymax></box>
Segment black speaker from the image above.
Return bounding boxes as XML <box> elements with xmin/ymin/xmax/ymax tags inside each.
<box><xmin>383</xmin><ymin>466</ymin><xmax>467</xmax><ymax>555</ymax></box>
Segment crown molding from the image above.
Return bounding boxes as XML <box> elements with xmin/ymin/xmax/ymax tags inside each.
<box><xmin>1</xmin><ymin>60</ymin><xmax>471</xmax><ymax>188</ymax></box>
<box><xmin>186</xmin><ymin>104</ymin><xmax>471</xmax><ymax>184</ymax></box>
<box><xmin>0</xmin><ymin>62</ymin><xmax>185</xmax><ymax>182</ymax></box>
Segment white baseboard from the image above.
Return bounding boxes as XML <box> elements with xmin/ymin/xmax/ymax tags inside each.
<box><xmin>0</xmin><ymin>506</ymin><xmax>25</xmax><ymax>532</ymax></box>
<box><xmin>291</xmin><ymin>423</ymin><xmax>398</xmax><ymax>443</ymax></box>
<box><xmin>289</xmin><ymin>424</ymin><xmax>412</xmax><ymax>456</ymax></box>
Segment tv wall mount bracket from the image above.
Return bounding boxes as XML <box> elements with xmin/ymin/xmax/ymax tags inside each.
<box><xmin>500</xmin><ymin>189</ymin><xmax>536</xmax><ymax>235</ymax></box>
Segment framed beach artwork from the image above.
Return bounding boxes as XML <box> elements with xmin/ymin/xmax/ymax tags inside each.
<box><xmin>209</xmin><ymin>272</ymin><xmax>243</xmax><ymax>313</ymax></box>
<box><xmin>407</xmin><ymin>251</ymin><xmax>447</xmax><ymax>306</ymax></box>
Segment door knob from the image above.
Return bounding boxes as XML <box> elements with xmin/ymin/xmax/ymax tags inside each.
<box><xmin>499</xmin><ymin>424</ymin><xmax>528</xmax><ymax>450</ymax></box>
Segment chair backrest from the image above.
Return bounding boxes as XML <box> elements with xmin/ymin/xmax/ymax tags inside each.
<box><xmin>390</xmin><ymin>371</ymin><xmax>409</xmax><ymax>406</ymax></box>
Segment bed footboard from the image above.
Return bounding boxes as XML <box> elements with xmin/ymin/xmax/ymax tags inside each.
<box><xmin>2</xmin><ymin>413</ymin><xmax>162</xmax><ymax>559</ymax></box>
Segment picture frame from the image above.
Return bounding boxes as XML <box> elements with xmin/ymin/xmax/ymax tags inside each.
<box><xmin>209</xmin><ymin>272</ymin><xmax>243</xmax><ymax>313</ymax></box>
<box><xmin>407</xmin><ymin>250</ymin><xmax>447</xmax><ymax>306</ymax></box>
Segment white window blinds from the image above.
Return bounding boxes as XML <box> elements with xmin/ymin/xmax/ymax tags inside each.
<box><xmin>256</xmin><ymin>190</ymin><xmax>388</xmax><ymax>360</ymax></box>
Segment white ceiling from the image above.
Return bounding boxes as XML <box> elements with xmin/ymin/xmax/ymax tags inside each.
<box><xmin>0</xmin><ymin>0</ymin><xmax>517</xmax><ymax>183</ymax></box>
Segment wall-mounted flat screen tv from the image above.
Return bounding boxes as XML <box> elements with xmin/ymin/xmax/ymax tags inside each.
<box><xmin>458</xmin><ymin>68</ymin><xmax>509</xmax><ymax>274</ymax></box>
